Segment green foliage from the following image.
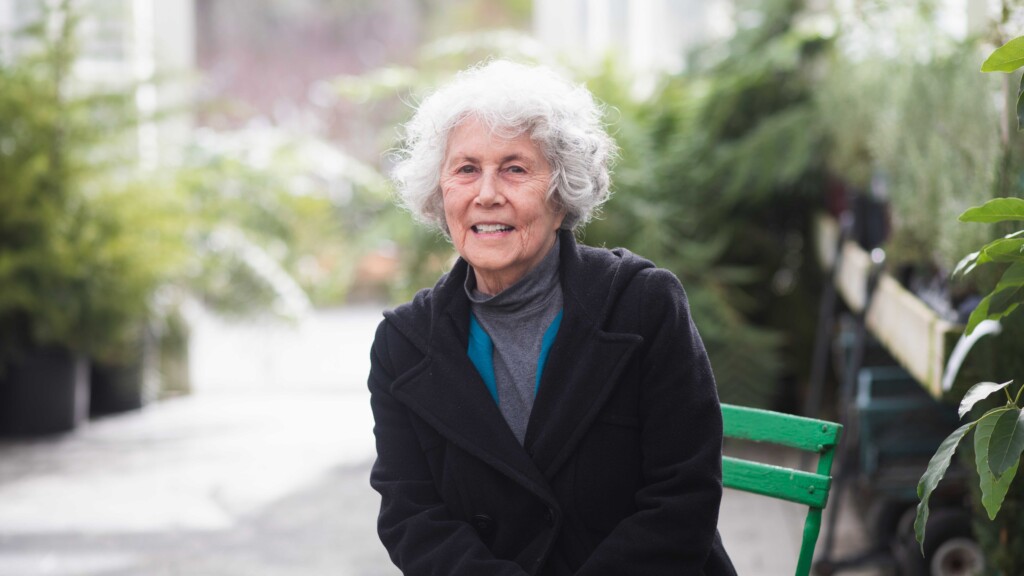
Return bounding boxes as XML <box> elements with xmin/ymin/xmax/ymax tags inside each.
<box><xmin>981</xmin><ymin>37</ymin><xmax>1024</xmax><ymax>74</ymax></box>
<box><xmin>960</xmin><ymin>380</ymin><xmax>1014</xmax><ymax>417</ymax></box>
<box><xmin>915</xmin><ymin>420</ymin><xmax>974</xmax><ymax>552</ymax></box>
<box><xmin>916</xmin><ymin>381</ymin><xmax>1024</xmax><ymax>550</ymax></box>
<box><xmin>975</xmin><ymin>415</ymin><xmax>1019</xmax><ymax>520</ymax></box>
<box><xmin>172</xmin><ymin>126</ymin><xmax>389</xmax><ymax>311</ymax></box>
<box><xmin>920</xmin><ymin>113</ymin><xmax>1024</xmax><ymax>566</ymax></box>
<box><xmin>982</xmin><ymin>37</ymin><xmax>1024</xmax><ymax>130</ymax></box>
<box><xmin>956</xmin><ymin>197</ymin><xmax>1024</xmax><ymax>334</ymax></box>
<box><xmin>0</xmin><ymin>1</ymin><xmax>187</xmax><ymax>364</ymax></box>
<box><xmin>918</xmin><ymin>77</ymin><xmax>1024</xmax><ymax>559</ymax></box>
<box><xmin>584</xmin><ymin>68</ymin><xmax>791</xmax><ymax>408</ymax></box>
<box><xmin>989</xmin><ymin>407</ymin><xmax>1024</xmax><ymax>476</ymax></box>
<box><xmin>818</xmin><ymin>42</ymin><xmax>1003</xmax><ymax>271</ymax></box>
<box><xmin>967</xmin><ymin>440</ymin><xmax>1024</xmax><ymax>576</ymax></box>
<box><xmin>585</xmin><ymin>0</ymin><xmax>829</xmax><ymax>408</ymax></box>
<box><xmin>961</xmin><ymin>197</ymin><xmax>1024</xmax><ymax>222</ymax></box>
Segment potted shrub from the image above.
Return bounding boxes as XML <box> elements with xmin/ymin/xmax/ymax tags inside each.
<box><xmin>0</xmin><ymin>5</ymin><xmax>92</xmax><ymax>434</ymax></box>
<box><xmin>79</xmin><ymin>180</ymin><xmax>189</xmax><ymax>416</ymax></box>
<box><xmin>0</xmin><ymin>2</ymin><xmax>186</xmax><ymax>431</ymax></box>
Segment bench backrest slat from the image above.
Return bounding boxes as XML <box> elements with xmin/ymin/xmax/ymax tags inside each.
<box><xmin>720</xmin><ymin>403</ymin><xmax>843</xmax><ymax>576</ymax></box>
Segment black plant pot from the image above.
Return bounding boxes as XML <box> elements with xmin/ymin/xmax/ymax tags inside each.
<box><xmin>0</xmin><ymin>346</ymin><xmax>89</xmax><ymax>436</ymax></box>
<box><xmin>89</xmin><ymin>359</ymin><xmax>147</xmax><ymax>417</ymax></box>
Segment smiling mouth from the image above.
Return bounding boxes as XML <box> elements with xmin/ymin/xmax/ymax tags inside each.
<box><xmin>472</xmin><ymin>224</ymin><xmax>514</xmax><ymax>233</ymax></box>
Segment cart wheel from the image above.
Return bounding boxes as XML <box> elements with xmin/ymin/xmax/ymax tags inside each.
<box><xmin>930</xmin><ymin>536</ymin><xmax>984</xmax><ymax>576</ymax></box>
<box><xmin>897</xmin><ymin>508</ymin><xmax>983</xmax><ymax>576</ymax></box>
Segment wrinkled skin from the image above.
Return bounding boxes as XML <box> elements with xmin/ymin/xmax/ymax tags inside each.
<box><xmin>440</xmin><ymin>117</ymin><xmax>565</xmax><ymax>295</ymax></box>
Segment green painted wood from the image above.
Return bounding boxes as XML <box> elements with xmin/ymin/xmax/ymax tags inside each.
<box><xmin>795</xmin><ymin>508</ymin><xmax>823</xmax><ymax>576</ymax></box>
<box><xmin>722</xmin><ymin>457</ymin><xmax>831</xmax><ymax>508</ymax></box>
<box><xmin>815</xmin><ymin>440</ymin><xmax>836</xmax><ymax>479</ymax></box>
<box><xmin>722</xmin><ymin>404</ymin><xmax>841</xmax><ymax>452</ymax></box>
<box><xmin>720</xmin><ymin>403</ymin><xmax>842</xmax><ymax>576</ymax></box>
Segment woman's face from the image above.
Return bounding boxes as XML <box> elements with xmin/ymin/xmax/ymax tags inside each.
<box><xmin>440</xmin><ymin>117</ymin><xmax>565</xmax><ymax>295</ymax></box>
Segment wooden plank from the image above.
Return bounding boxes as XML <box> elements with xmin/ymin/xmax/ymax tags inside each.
<box><xmin>834</xmin><ymin>238</ymin><xmax>872</xmax><ymax>313</ymax></box>
<box><xmin>722</xmin><ymin>404</ymin><xmax>841</xmax><ymax>452</ymax></box>
<box><xmin>814</xmin><ymin>214</ymin><xmax>963</xmax><ymax>399</ymax></box>
<box><xmin>722</xmin><ymin>456</ymin><xmax>831</xmax><ymax>508</ymax></box>
<box><xmin>816</xmin><ymin>212</ymin><xmax>840</xmax><ymax>269</ymax></box>
<box><xmin>865</xmin><ymin>277</ymin><xmax>960</xmax><ymax>397</ymax></box>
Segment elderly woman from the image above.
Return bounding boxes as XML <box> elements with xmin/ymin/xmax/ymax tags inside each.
<box><xmin>368</xmin><ymin>60</ymin><xmax>736</xmax><ymax>576</ymax></box>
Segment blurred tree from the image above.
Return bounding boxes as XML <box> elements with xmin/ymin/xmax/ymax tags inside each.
<box><xmin>0</xmin><ymin>1</ymin><xmax>189</xmax><ymax>367</ymax></box>
<box><xmin>173</xmin><ymin>125</ymin><xmax>389</xmax><ymax>311</ymax></box>
<box><xmin>586</xmin><ymin>0</ymin><xmax>831</xmax><ymax>408</ymax></box>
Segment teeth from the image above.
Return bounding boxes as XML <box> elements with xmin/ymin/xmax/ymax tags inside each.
<box><xmin>474</xmin><ymin>224</ymin><xmax>512</xmax><ymax>233</ymax></box>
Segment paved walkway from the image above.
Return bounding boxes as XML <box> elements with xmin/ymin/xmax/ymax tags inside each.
<box><xmin>0</xmin><ymin>306</ymin><xmax>880</xmax><ymax>575</ymax></box>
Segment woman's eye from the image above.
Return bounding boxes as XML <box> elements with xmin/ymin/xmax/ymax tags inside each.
<box><xmin>457</xmin><ymin>165</ymin><xmax>477</xmax><ymax>174</ymax></box>
<box><xmin>507</xmin><ymin>165</ymin><xmax>526</xmax><ymax>174</ymax></box>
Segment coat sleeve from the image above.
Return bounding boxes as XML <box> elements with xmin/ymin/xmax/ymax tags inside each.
<box><xmin>574</xmin><ymin>268</ymin><xmax>727</xmax><ymax>576</ymax></box>
<box><xmin>368</xmin><ymin>319</ymin><xmax>532</xmax><ymax>576</ymax></box>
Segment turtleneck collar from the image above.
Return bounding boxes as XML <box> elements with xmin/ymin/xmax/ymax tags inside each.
<box><xmin>464</xmin><ymin>235</ymin><xmax>561</xmax><ymax>314</ymax></box>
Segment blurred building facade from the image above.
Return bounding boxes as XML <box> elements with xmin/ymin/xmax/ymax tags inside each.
<box><xmin>533</xmin><ymin>0</ymin><xmax>734</xmax><ymax>77</ymax></box>
<box><xmin>534</xmin><ymin>0</ymin><xmax>993</xmax><ymax>81</ymax></box>
<box><xmin>0</xmin><ymin>0</ymin><xmax>195</xmax><ymax>167</ymax></box>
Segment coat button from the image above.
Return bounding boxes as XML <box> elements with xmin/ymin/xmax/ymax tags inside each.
<box><xmin>544</xmin><ymin>508</ymin><xmax>555</xmax><ymax>526</ymax></box>
<box><xmin>471</xmin><ymin>514</ymin><xmax>494</xmax><ymax>536</ymax></box>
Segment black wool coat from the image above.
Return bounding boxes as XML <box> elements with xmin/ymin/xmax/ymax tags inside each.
<box><xmin>368</xmin><ymin>230</ymin><xmax>736</xmax><ymax>576</ymax></box>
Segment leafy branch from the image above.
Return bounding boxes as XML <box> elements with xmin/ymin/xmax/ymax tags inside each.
<box><xmin>915</xmin><ymin>380</ymin><xmax>1024</xmax><ymax>551</ymax></box>
<box><xmin>915</xmin><ymin>35</ymin><xmax>1024</xmax><ymax>554</ymax></box>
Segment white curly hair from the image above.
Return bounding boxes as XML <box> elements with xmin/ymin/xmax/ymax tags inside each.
<box><xmin>390</xmin><ymin>60</ymin><xmax>616</xmax><ymax>234</ymax></box>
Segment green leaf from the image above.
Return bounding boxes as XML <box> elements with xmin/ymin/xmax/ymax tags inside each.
<box><xmin>960</xmin><ymin>198</ymin><xmax>1024</xmax><ymax>223</ymax></box>
<box><xmin>952</xmin><ymin>251</ymin><xmax>981</xmax><ymax>279</ymax></box>
<box><xmin>989</xmin><ymin>408</ymin><xmax>1024</xmax><ymax>477</ymax></box>
<box><xmin>965</xmin><ymin>294</ymin><xmax>995</xmax><ymax>336</ymax></box>
<box><xmin>981</xmin><ymin>237</ymin><xmax>1024</xmax><ymax>262</ymax></box>
<box><xmin>960</xmin><ymin>380</ymin><xmax>1014</xmax><ymax>418</ymax></box>
<box><xmin>981</xmin><ymin>36</ymin><xmax>1024</xmax><ymax>73</ymax></box>
<box><xmin>989</xmin><ymin>284</ymin><xmax>1024</xmax><ymax>315</ymax></box>
<box><xmin>976</xmin><ymin>409</ymin><xmax>1019</xmax><ymax>520</ymax></box>
<box><xmin>997</xmin><ymin>261</ymin><xmax>1024</xmax><ymax>289</ymax></box>
<box><xmin>916</xmin><ymin>421</ymin><xmax>975</xmax><ymax>552</ymax></box>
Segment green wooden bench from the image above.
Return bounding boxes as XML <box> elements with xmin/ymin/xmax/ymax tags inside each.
<box><xmin>721</xmin><ymin>404</ymin><xmax>843</xmax><ymax>576</ymax></box>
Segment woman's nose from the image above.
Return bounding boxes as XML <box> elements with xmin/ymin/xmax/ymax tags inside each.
<box><xmin>475</xmin><ymin>172</ymin><xmax>505</xmax><ymax>206</ymax></box>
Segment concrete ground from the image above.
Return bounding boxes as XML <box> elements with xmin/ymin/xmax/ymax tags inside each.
<box><xmin>0</xmin><ymin>306</ymin><xmax>882</xmax><ymax>576</ymax></box>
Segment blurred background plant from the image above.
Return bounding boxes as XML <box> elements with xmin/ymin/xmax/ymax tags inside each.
<box><xmin>586</xmin><ymin>0</ymin><xmax>831</xmax><ymax>409</ymax></box>
<box><xmin>7</xmin><ymin>0</ymin><xmax>1022</xmax><ymax>419</ymax></box>
<box><xmin>816</xmin><ymin>2</ymin><xmax>1024</xmax><ymax>572</ymax></box>
<box><xmin>815</xmin><ymin>3</ymin><xmax>1008</xmax><ymax>313</ymax></box>
<box><xmin>173</xmin><ymin>124</ymin><xmax>389</xmax><ymax>315</ymax></box>
<box><xmin>0</xmin><ymin>1</ymin><xmax>188</xmax><ymax>369</ymax></box>
<box><xmin>0</xmin><ymin>0</ymin><xmax>391</xmax><ymax>423</ymax></box>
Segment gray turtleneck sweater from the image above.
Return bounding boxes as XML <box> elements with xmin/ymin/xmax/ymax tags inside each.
<box><xmin>465</xmin><ymin>236</ymin><xmax>563</xmax><ymax>444</ymax></box>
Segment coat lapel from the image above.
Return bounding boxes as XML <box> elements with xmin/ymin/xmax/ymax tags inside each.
<box><xmin>523</xmin><ymin>290</ymin><xmax>642</xmax><ymax>479</ymax></box>
<box><xmin>523</xmin><ymin>230</ymin><xmax>644</xmax><ymax>479</ymax></box>
<box><xmin>391</xmin><ymin>270</ymin><xmax>555</xmax><ymax>501</ymax></box>
<box><xmin>388</xmin><ymin>230</ymin><xmax>648</xmax><ymax>497</ymax></box>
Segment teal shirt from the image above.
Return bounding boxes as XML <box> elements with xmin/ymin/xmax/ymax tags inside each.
<box><xmin>467</xmin><ymin>310</ymin><xmax>563</xmax><ymax>404</ymax></box>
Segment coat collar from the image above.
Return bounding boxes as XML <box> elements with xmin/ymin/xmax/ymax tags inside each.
<box><xmin>386</xmin><ymin>230</ymin><xmax>648</xmax><ymax>497</ymax></box>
